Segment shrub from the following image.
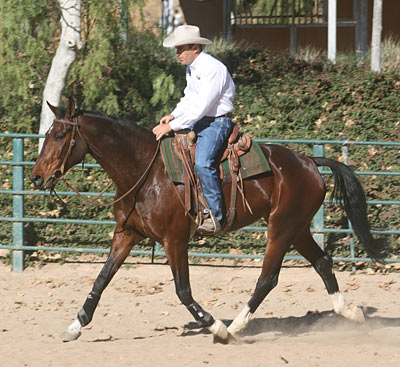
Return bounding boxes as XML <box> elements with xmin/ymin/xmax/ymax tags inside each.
<box><xmin>1</xmin><ymin>21</ymin><xmax>399</xmax><ymax>264</ymax></box>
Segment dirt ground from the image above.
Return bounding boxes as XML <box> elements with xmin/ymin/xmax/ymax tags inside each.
<box><xmin>0</xmin><ymin>257</ymin><xmax>400</xmax><ymax>367</ymax></box>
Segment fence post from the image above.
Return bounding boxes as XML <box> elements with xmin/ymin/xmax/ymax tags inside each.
<box><xmin>12</xmin><ymin>138</ymin><xmax>24</xmax><ymax>273</ymax></box>
<box><xmin>313</xmin><ymin>144</ymin><xmax>325</xmax><ymax>249</ymax></box>
<box><xmin>290</xmin><ymin>1</ymin><xmax>296</xmax><ymax>55</ymax></box>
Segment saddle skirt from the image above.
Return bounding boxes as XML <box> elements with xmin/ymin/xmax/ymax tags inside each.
<box><xmin>161</xmin><ymin>128</ymin><xmax>270</xmax><ymax>184</ymax></box>
<box><xmin>160</xmin><ymin>125</ymin><xmax>271</xmax><ymax>234</ymax></box>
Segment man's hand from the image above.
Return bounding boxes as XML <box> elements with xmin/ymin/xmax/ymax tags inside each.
<box><xmin>152</xmin><ymin>114</ymin><xmax>174</xmax><ymax>140</ymax></box>
<box><xmin>159</xmin><ymin>114</ymin><xmax>174</xmax><ymax>124</ymax></box>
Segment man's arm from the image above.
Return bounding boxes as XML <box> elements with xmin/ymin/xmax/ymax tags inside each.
<box><xmin>152</xmin><ymin>114</ymin><xmax>174</xmax><ymax>140</ymax></box>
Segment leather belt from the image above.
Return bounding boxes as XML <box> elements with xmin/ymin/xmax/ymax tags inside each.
<box><xmin>204</xmin><ymin>113</ymin><xmax>232</xmax><ymax>120</ymax></box>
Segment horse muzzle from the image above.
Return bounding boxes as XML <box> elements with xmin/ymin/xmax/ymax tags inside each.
<box><xmin>31</xmin><ymin>173</ymin><xmax>56</xmax><ymax>190</ymax></box>
<box><xmin>31</xmin><ymin>173</ymin><xmax>45</xmax><ymax>189</ymax></box>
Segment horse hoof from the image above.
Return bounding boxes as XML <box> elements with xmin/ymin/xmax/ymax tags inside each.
<box><xmin>227</xmin><ymin>321</ymin><xmax>247</xmax><ymax>336</ymax></box>
<box><xmin>208</xmin><ymin>319</ymin><xmax>228</xmax><ymax>342</ymax></box>
<box><xmin>213</xmin><ymin>331</ymin><xmax>241</xmax><ymax>345</ymax></box>
<box><xmin>209</xmin><ymin>320</ymin><xmax>242</xmax><ymax>344</ymax></box>
<box><xmin>212</xmin><ymin>334</ymin><xmax>229</xmax><ymax>344</ymax></box>
<box><xmin>61</xmin><ymin>329</ymin><xmax>81</xmax><ymax>342</ymax></box>
<box><xmin>349</xmin><ymin>306</ymin><xmax>365</xmax><ymax>323</ymax></box>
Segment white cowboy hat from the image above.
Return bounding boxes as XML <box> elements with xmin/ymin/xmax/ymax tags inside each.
<box><xmin>163</xmin><ymin>25</ymin><xmax>212</xmax><ymax>48</ymax></box>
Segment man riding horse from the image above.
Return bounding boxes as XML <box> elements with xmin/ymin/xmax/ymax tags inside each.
<box><xmin>152</xmin><ymin>25</ymin><xmax>235</xmax><ymax>234</ymax></box>
<box><xmin>30</xmin><ymin>25</ymin><xmax>387</xmax><ymax>344</ymax></box>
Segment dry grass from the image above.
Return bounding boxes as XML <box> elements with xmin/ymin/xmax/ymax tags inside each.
<box><xmin>295</xmin><ymin>36</ymin><xmax>400</xmax><ymax>72</ymax></box>
<box><xmin>381</xmin><ymin>35</ymin><xmax>400</xmax><ymax>72</ymax></box>
<box><xmin>205</xmin><ymin>36</ymin><xmax>252</xmax><ymax>54</ymax></box>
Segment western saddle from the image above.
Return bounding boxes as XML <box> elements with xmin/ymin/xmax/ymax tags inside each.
<box><xmin>173</xmin><ymin>124</ymin><xmax>253</xmax><ymax>234</ymax></box>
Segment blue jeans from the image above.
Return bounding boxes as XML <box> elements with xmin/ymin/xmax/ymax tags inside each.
<box><xmin>193</xmin><ymin>117</ymin><xmax>234</xmax><ymax>222</ymax></box>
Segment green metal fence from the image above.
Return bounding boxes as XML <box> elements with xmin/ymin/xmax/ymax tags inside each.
<box><xmin>1</xmin><ymin>133</ymin><xmax>399</xmax><ymax>273</ymax></box>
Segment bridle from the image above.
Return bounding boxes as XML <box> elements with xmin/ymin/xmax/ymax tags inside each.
<box><xmin>50</xmin><ymin>116</ymin><xmax>82</xmax><ymax>181</ymax></box>
<box><xmin>49</xmin><ymin>116</ymin><xmax>161</xmax><ymax>207</ymax></box>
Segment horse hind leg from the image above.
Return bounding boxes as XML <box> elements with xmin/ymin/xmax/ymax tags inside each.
<box><xmin>227</xmin><ymin>255</ymin><xmax>284</xmax><ymax>338</ymax></box>
<box><xmin>227</xmin><ymin>222</ymin><xmax>295</xmax><ymax>338</ymax></box>
<box><xmin>293</xmin><ymin>227</ymin><xmax>365</xmax><ymax>323</ymax></box>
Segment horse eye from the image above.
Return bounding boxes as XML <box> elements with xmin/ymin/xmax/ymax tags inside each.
<box><xmin>55</xmin><ymin>133</ymin><xmax>65</xmax><ymax>141</ymax></box>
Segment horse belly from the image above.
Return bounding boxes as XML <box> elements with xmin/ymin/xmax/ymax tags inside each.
<box><xmin>222</xmin><ymin>174</ymin><xmax>274</xmax><ymax>231</ymax></box>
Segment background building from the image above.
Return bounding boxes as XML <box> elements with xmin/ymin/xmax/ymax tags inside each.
<box><xmin>173</xmin><ymin>0</ymin><xmax>400</xmax><ymax>55</ymax></box>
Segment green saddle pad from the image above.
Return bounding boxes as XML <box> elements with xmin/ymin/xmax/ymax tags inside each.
<box><xmin>160</xmin><ymin>137</ymin><xmax>271</xmax><ymax>184</ymax></box>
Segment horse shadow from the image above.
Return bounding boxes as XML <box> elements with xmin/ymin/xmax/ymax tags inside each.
<box><xmin>180</xmin><ymin>307</ymin><xmax>400</xmax><ymax>341</ymax></box>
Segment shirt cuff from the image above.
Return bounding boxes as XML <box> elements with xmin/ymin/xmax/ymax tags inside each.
<box><xmin>171</xmin><ymin>107</ymin><xmax>183</xmax><ymax>119</ymax></box>
<box><xmin>170</xmin><ymin>116</ymin><xmax>196</xmax><ymax>131</ymax></box>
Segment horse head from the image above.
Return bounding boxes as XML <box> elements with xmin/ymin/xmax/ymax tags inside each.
<box><xmin>30</xmin><ymin>102</ymin><xmax>88</xmax><ymax>189</ymax></box>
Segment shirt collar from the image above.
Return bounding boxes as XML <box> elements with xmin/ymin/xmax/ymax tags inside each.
<box><xmin>189</xmin><ymin>51</ymin><xmax>206</xmax><ymax>71</ymax></box>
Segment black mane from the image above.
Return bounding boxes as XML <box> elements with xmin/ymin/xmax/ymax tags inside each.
<box><xmin>57</xmin><ymin>106</ymin><xmax>148</xmax><ymax>130</ymax></box>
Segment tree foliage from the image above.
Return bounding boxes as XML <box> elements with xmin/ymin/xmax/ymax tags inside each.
<box><xmin>0</xmin><ymin>0</ymin><xmax>59</xmax><ymax>132</ymax></box>
<box><xmin>67</xmin><ymin>0</ymin><xmax>183</xmax><ymax>125</ymax></box>
<box><xmin>0</xmin><ymin>2</ymin><xmax>399</xmax><ymax>265</ymax></box>
<box><xmin>0</xmin><ymin>0</ymin><xmax>183</xmax><ymax>134</ymax></box>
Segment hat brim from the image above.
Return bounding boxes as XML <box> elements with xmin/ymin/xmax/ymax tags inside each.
<box><xmin>163</xmin><ymin>36</ymin><xmax>212</xmax><ymax>48</ymax></box>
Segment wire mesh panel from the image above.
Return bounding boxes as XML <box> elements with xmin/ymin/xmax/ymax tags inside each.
<box><xmin>1</xmin><ymin>133</ymin><xmax>399</xmax><ymax>272</ymax></box>
<box><xmin>233</xmin><ymin>0</ymin><xmax>327</xmax><ymax>26</ymax></box>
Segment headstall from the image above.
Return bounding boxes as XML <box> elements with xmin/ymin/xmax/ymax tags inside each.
<box><xmin>49</xmin><ymin>116</ymin><xmax>160</xmax><ymax>207</ymax></box>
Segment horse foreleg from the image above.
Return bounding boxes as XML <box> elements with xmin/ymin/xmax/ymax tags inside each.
<box><xmin>293</xmin><ymin>228</ymin><xmax>365</xmax><ymax>323</ymax></box>
<box><xmin>61</xmin><ymin>230</ymin><xmax>141</xmax><ymax>342</ymax></box>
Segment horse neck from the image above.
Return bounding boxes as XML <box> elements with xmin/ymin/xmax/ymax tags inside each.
<box><xmin>79</xmin><ymin>115</ymin><xmax>158</xmax><ymax>189</ymax></box>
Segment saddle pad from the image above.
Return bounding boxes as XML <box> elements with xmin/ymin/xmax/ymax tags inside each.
<box><xmin>161</xmin><ymin>137</ymin><xmax>271</xmax><ymax>184</ymax></box>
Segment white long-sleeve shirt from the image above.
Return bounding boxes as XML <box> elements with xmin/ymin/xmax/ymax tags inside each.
<box><xmin>169</xmin><ymin>51</ymin><xmax>235</xmax><ymax>131</ymax></box>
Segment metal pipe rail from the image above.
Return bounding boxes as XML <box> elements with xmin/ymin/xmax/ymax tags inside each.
<box><xmin>1</xmin><ymin>133</ymin><xmax>399</xmax><ymax>273</ymax></box>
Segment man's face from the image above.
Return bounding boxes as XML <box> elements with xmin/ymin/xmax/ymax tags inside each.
<box><xmin>175</xmin><ymin>44</ymin><xmax>198</xmax><ymax>65</ymax></box>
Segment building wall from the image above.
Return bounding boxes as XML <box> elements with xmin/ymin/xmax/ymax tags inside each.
<box><xmin>178</xmin><ymin>0</ymin><xmax>400</xmax><ymax>51</ymax></box>
<box><xmin>233</xmin><ymin>26</ymin><xmax>356</xmax><ymax>52</ymax></box>
<box><xmin>377</xmin><ymin>0</ymin><xmax>400</xmax><ymax>39</ymax></box>
<box><xmin>179</xmin><ymin>0</ymin><xmax>223</xmax><ymax>39</ymax></box>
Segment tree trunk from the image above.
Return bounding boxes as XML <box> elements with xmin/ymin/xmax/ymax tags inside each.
<box><xmin>39</xmin><ymin>0</ymin><xmax>82</xmax><ymax>151</ymax></box>
<box><xmin>371</xmin><ymin>0</ymin><xmax>383</xmax><ymax>73</ymax></box>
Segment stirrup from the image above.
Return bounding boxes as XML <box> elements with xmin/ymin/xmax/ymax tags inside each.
<box><xmin>197</xmin><ymin>210</ymin><xmax>221</xmax><ymax>234</ymax></box>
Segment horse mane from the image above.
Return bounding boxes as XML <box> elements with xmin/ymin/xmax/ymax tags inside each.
<box><xmin>80</xmin><ymin>110</ymin><xmax>151</xmax><ymax>135</ymax></box>
<box><xmin>56</xmin><ymin>106</ymin><xmax>150</xmax><ymax>134</ymax></box>
<box><xmin>81</xmin><ymin>110</ymin><xmax>109</xmax><ymax>119</ymax></box>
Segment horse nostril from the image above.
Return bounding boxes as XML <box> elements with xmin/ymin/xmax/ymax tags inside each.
<box><xmin>31</xmin><ymin>174</ymin><xmax>44</xmax><ymax>188</ymax></box>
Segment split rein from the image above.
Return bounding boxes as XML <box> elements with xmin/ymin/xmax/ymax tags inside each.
<box><xmin>50</xmin><ymin>117</ymin><xmax>161</xmax><ymax>207</ymax></box>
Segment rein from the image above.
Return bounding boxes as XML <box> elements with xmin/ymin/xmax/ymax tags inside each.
<box><xmin>51</xmin><ymin>116</ymin><xmax>161</xmax><ymax>207</ymax></box>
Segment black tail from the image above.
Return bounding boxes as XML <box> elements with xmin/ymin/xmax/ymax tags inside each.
<box><xmin>313</xmin><ymin>157</ymin><xmax>387</xmax><ymax>263</ymax></box>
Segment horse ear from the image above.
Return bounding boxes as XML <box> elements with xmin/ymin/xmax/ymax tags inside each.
<box><xmin>65</xmin><ymin>96</ymin><xmax>76</xmax><ymax>120</ymax></box>
<box><xmin>47</xmin><ymin>101</ymin><xmax>58</xmax><ymax>116</ymax></box>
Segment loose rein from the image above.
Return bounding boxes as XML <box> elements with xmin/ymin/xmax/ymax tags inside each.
<box><xmin>50</xmin><ymin>116</ymin><xmax>161</xmax><ymax>207</ymax></box>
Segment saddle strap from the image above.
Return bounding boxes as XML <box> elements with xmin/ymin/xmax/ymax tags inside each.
<box><xmin>176</xmin><ymin>140</ymin><xmax>199</xmax><ymax>218</ymax></box>
<box><xmin>177</xmin><ymin>142</ymin><xmax>192</xmax><ymax>214</ymax></box>
<box><xmin>224</xmin><ymin>146</ymin><xmax>254</xmax><ymax>231</ymax></box>
<box><xmin>224</xmin><ymin>147</ymin><xmax>239</xmax><ymax>230</ymax></box>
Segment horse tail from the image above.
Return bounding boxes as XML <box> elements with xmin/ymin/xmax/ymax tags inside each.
<box><xmin>313</xmin><ymin>157</ymin><xmax>387</xmax><ymax>263</ymax></box>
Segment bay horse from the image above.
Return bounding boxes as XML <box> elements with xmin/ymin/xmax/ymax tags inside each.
<box><xmin>31</xmin><ymin>102</ymin><xmax>386</xmax><ymax>343</ymax></box>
